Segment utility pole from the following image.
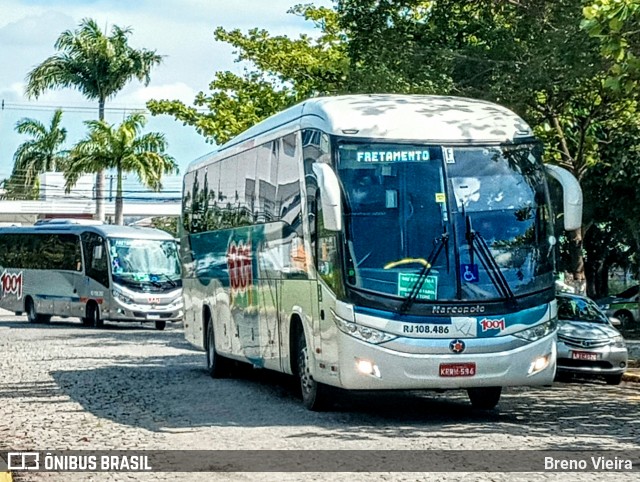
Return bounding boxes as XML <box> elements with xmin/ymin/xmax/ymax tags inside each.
<box><xmin>106</xmin><ymin>174</ymin><xmax>126</xmax><ymax>201</ymax></box>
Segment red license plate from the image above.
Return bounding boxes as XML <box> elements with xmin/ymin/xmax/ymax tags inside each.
<box><xmin>439</xmin><ymin>362</ymin><xmax>476</xmax><ymax>377</ymax></box>
<box><xmin>571</xmin><ymin>351</ymin><xmax>599</xmax><ymax>361</ymax></box>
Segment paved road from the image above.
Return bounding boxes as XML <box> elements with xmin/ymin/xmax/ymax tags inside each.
<box><xmin>1</xmin><ymin>312</ymin><xmax>639</xmax><ymax>481</ymax></box>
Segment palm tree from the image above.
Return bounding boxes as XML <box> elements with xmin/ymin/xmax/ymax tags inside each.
<box><xmin>65</xmin><ymin>112</ymin><xmax>178</xmax><ymax>225</ymax></box>
<box><xmin>3</xmin><ymin>109</ymin><xmax>68</xmax><ymax>200</ymax></box>
<box><xmin>25</xmin><ymin>18</ymin><xmax>163</xmax><ymax>220</ymax></box>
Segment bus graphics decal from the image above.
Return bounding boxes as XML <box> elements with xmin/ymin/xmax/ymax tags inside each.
<box><xmin>226</xmin><ymin>238</ymin><xmax>253</xmax><ymax>303</ymax></box>
<box><xmin>1</xmin><ymin>270</ymin><xmax>23</xmax><ymax>300</ymax></box>
<box><xmin>479</xmin><ymin>317</ymin><xmax>506</xmax><ymax>332</ymax></box>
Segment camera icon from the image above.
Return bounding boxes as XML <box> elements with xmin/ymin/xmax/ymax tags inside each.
<box><xmin>7</xmin><ymin>452</ymin><xmax>40</xmax><ymax>470</ymax></box>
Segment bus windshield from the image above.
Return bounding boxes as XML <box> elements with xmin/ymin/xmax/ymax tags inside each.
<box><xmin>338</xmin><ymin>142</ymin><xmax>554</xmax><ymax>303</ymax></box>
<box><xmin>109</xmin><ymin>238</ymin><xmax>181</xmax><ymax>291</ymax></box>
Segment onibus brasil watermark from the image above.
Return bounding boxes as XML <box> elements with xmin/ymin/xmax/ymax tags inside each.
<box><xmin>2</xmin><ymin>450</ymin><xmax>637</xmax><ymax>472</ymax></box>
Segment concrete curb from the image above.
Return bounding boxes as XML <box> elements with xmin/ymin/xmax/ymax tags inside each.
<box><xmin>0</xmin><ymin>472</ymin><xmax>12</xmax><ymax>482</ymax></box>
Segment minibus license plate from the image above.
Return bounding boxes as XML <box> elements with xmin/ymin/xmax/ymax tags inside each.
<box><xmin>571</xmin><ymin>351</ymin><xmax>599</xmax><ymax>361</ymax></box>
<box><xmin>439</xmin><ymin>363</ymin><xmax>476</xmax><ymax>377</ymax></box>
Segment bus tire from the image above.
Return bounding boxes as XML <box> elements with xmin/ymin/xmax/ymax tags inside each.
<box><xmin>467</xmin><ymin>387</ymin><xmax>502</xmax><ymax>410</ymax></box>
<box><xmin>206</xmin><ymin>320</ymin><xmax>229</xmax><ymax>378</ymax></box>
<box><xmin>85</xmin><ymin>302</ymin><xmax>104</xmax><ymax>328</ymax></box>
<box><xmin>155</xmin><ymin>320</ymin><xmax>166</xmax><ymax>331</ymax></box>
<box><xmin>297</xmin><ymin>331</ymin><xmax>330</xmax><ymax>411</ymax></box>
<box><xmin>26</xmin><ymin>297</ymin><xmax>50</xmax><ymax>324</ymax></box>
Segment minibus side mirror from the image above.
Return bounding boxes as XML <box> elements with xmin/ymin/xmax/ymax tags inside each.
<box><xmin>93</xmin><ymin>245</ymin><xmax>103</xmax><ymax>260</ymax></box>
<box><xmin>312</xmin><ymin>163</ymin><xmax>343</xmax><ymax>232</ymax></box>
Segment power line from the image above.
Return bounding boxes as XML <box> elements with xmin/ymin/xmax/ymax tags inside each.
<box><xmin>1</xmin><ymin>100</ymin><xmax>210</xmax><ymax>114</ymax></box>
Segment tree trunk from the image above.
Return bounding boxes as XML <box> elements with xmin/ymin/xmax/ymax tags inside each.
<box><xmin>95</xmin><ymin>97</ymin><xmax>106</xmax><ymax>222</ymax></box>
<box><xmin>115</xmin><ymin>165</ymin><xmax>124</xmax><ymax>226</ymax></box>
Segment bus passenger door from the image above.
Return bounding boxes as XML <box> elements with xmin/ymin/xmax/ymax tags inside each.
<box><xmin>80</xmin><ymin>233</ymin><xmax>110</xmax><ymax>309</ymax></box>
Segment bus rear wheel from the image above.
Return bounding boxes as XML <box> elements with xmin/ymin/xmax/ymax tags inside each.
<box><xmin>84</xmin><ymin>302</ymin><xmax>103</xmax><ymax>328</ymax></box>
<box><xmin>26</xmin><ymin>298</ymin><xmax>50</xmax><ymax>324</ymax></box>
<box><xmin>467</xmin><ymin>387</ymin><xmax>502</xmax><ymax>410</ymax></box>
<box><xmin>297</xmin><ymin>331</ymin><xmax>330</xmax><ymax>411</ymax></box>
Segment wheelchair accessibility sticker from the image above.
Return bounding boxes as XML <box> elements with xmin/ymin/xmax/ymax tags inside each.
<box><xmin>460</xmin><ymin>264</ymin><xmax>479</xmax><ymax>283</ymax></box>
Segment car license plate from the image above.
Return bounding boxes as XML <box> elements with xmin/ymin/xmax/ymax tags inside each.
<box><xmin>571</xmin><ymin>351</ymin><xmax>599</xmax><ymax>361</ymax></box>
<box><xmin>439</xmin><ymin>362</ymin><xmax>476</xmax><ymax>377</ymax></box>
<box><xmin>147</xmin><ymin>314</ymin><xmax>160</xmax><ymax>320</ymax></box>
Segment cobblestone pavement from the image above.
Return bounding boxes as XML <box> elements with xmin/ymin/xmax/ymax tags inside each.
<box><xmin>1</xmin><ymin>312</ymin><xmax>639</xmax><ymax>482</ymax></box>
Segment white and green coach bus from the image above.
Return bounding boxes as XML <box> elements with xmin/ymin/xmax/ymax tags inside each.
<box><xmin>181</xmin><ymin>94</ymin><xmax>582</xmax><ymax>410</ymax></box>
<box><xmin>0</xmin><ymin>222</ymin><xmax>183</xmax><ymax>330</ymax></box>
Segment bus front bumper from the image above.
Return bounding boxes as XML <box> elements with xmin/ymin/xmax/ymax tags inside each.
<box><xmin>324</xmin><ymin>333</ymin><xmax>556</xmax><ymax>390</ymax></box>
<box><xmin>104</xmin><ymin>300</ymin><xmax>183</xmax><ymax>323</ymax></box>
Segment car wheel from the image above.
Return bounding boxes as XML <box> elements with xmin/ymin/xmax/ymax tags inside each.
<box><xmin>297</xmin><ymin>331</ymin><xmax>331</xmax><ymax>411</ymax></box>
<box><xmin>155</xmin><ymin>320</ymin><xmax>166</xmax><ymax>331</ymax></box>
<box><xmin>615</xmin><ymin>311</ymin><xmax>633</xmax><ymax>329</ymax></box>
<box><xmin>86</xmin><ymin>302</ymin><xmax>103</xmax><ymax>328</ymax></box>
<box><xmin>467</xmin><ymin>387</ymin><xmax>502</xmax><ymax>410</ymax></box>
<box><xmin>604</xmin><ymin>374</ymin><xmax>623</xmax><ymax>385</ymax></box>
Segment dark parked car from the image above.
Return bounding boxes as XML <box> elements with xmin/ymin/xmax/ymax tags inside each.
<box><xmin>596</xmin><ymin>285</ymin><xmax>639</xmax><ymax>328</ymax></box>
<box><xmin>556</xmin><ymin>293</ymin><xmax>628</xmax><ymax>385</ymax></box>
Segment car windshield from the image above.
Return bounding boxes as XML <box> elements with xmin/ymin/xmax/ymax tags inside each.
<box><xmin>558</xmin><ymin>296</ymin><xmax>609</xmax><ymax>324</ymax></box>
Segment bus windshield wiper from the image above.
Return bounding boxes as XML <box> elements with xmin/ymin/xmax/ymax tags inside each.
<box><xmin>465</xmin><ymin>215</ymin><xmax>516</xmax><ymax>304</ymax></box>
<box><xmin>155</xmin><ymin>273</ymin><xmax>178</xmax><ymax>288</ymax></box>
<box><xmin>400</xmin><ymin>232</ymin><xmax>449</xmax><ymax>313</ymax></box>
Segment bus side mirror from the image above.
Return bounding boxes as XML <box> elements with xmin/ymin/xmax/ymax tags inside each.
<box><xmin>312</xmin><ymin>163</ymin><xmax>343</xmax><ymax>232</ymax></box>
<box><xmin>93</xmin><ymin>245</ymin><xmax>103</xmax><ymax>260</ymax></box>
<box><xmin>544</xmin><ymin>164</ymin><xmax>583</xmax><ymax>231</ymax></box>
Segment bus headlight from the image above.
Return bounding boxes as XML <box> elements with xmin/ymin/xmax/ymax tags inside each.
<box><xmin>512</xmin><ymin>318</ymin><xmax>557</xmax><ymax>342</ymax></box>
<box><xmin>333</xmin><ymin>314</ymin><xmax>397</xmax><ymax>344</ymax></box>
<box><xmin>112</xmin><ymin>289</ymin><xmax>134</xmax><ymax>305</ymax></box>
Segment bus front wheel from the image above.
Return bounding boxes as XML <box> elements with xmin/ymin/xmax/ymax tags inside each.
<box><xmin>26</xmin><ymin>298</ymin><xmax>50</xmax><ymax>324</ymax></box>
<box><xmin>296</xmin><ymin>331</ymin><xmax>330</xmax><ymax>411</ymax></box>
<box><xmin>84</xmin><ymin>303</ymin><xmax>104</xmax><ymax>328</ymax></box>
<box><xmin>467</xmin><ymin>387</ymin><xmax>502</xmax><ymax>410</ymax></box>
<box><xmin>206</xmin><ymin>321</ymin><xmax>230</xmax><ymax>378</ymax></box>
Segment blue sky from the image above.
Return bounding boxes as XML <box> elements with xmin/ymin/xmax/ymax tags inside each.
<box><xmin>0</xmin><ymin>0</ymin><xmax>332</xmax><ymax>199</ymax></box>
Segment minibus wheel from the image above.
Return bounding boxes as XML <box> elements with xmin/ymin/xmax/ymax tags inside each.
<box><xmin>297</xmin><ymin>332</ymin><xmax>330</xmax><ymax>411</ymax></box>
<box><xmin>85</xmin><ymin>302</ymin><xmax>104</xmax><ymax>328</ymax></box>
<box><xmin>467</xmin><ymin>387</ymin><xmax>502</xmax><ymax>410</ymax></box>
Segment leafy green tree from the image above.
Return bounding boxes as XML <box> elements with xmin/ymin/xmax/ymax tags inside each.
<box><xmin>147</xmin><ymin>4</ymin><xmax>348</xmax><ymax>144</ymax></box>
<box><xmin>66</xmin><ymin>112</ymin><xmax>178</xmax><ymax>226</ymax></box>
<box><xmin>3</xmin><ymin>109</ymin><xmax>68</xmax><ymax>200</ymax></box>
<box><xmin>338</xmin><ymin>0</ymin><xmax>640</xmax><ymax>293</ymax></box>
<box><xmin>147</xmin><ymin>0</ymin><xmax>640</xmax><ymax>293</ymax></box>
<box><xmin>25</xmin><ymin>18</ymin><xmax>163</xmax><ymax>220</ymax></box>
<box><xmin>582</xmin><ymin>0</ymin><xmax>640</xmax><ymax>93</ymax></box>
